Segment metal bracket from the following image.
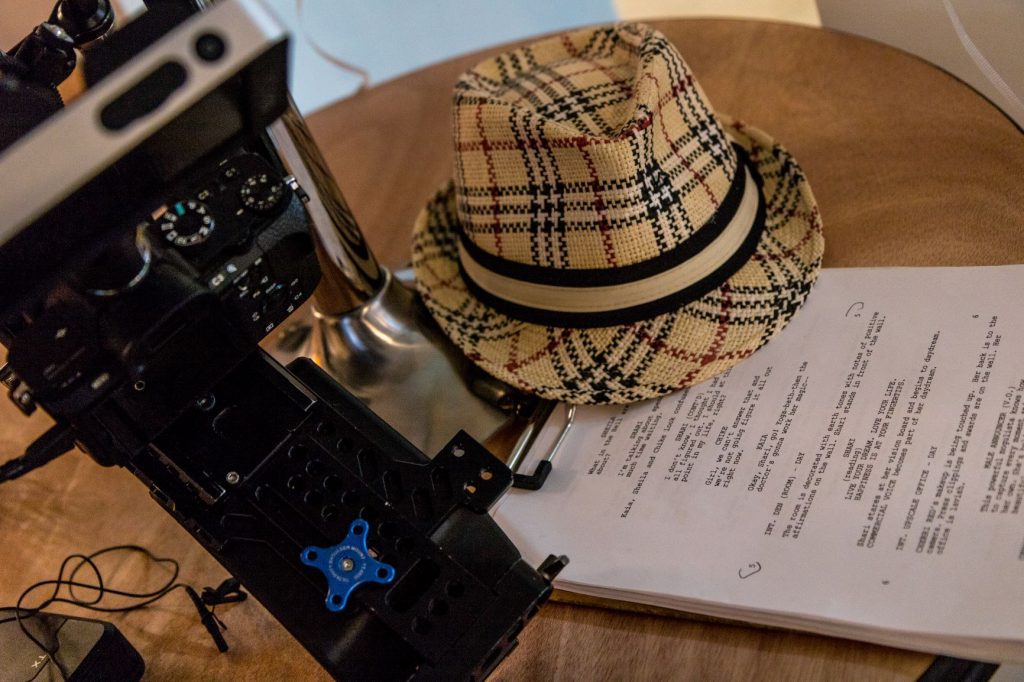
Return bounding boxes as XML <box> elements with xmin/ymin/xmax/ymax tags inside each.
<box><xmin>1</xmin><ymin>364</ymin><xmax>37</xmax><ymax>416</ymax></box>
<box><xmin>506</xmin><ymin>404</ymin><xmax>575</xmax><ymax>491</ymax></box>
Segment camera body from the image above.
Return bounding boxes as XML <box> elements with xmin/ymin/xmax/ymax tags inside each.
<box><xmin>0</xmin><ymin>2</ymin><xmax>318</xmax><ymax>463</ymax></box>
<box><xmin>0</xmin><ymin>2</ymin><xmax>563</xmax><ymax>679</ymax></box>
<box><xmin>6</xmin><ymin>148</ymin><xmax>319</xmax><ymax>454</ymax></box>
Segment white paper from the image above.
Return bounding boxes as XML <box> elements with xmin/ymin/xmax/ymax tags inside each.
<box><xmin>494</xmin><ymin>266</ymin><xmax>1024</xmax><ymax>662</ymax></box>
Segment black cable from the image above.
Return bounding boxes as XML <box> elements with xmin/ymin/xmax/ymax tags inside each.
<box><xmin>3</xmin><ymin>546</ymin><xmax>178</xmax><ymax>681</ymax></box>
<box><xmin>0</xmin><ymin>423</ymin><xmax>76</xmax><ymax>483</ymax></box>
<box><xmin>2</xmin><ymin>545</ymin><xmax>244</xmax><ymax>681</ymax></box>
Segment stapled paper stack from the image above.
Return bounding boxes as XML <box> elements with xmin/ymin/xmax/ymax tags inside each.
<box><xmin>495</xmin><ymin>266</ymin><xmax>1024</xmax><ymax>663</ymax></box>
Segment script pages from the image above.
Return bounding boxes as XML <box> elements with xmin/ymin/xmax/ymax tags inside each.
<box><xmin>493</xmin><ymin>266</ymin><xmax>1024</xmax><ymax>662</ymax></box>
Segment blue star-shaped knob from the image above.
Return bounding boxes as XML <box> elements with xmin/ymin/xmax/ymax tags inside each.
<box><xmin>300</xmin><ymin>518</ymin><xmax>396</xmax><ymax>611</ymax></box>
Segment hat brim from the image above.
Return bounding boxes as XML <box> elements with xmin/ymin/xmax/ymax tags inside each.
<box><xmin>411</xmin><ymin>118</ymin><xmax>824</xmax><ymax>405</ymax></box>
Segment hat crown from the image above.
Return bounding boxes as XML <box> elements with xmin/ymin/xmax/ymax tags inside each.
<box><xmin>452</xmin><ymin>23</ymin><xmax>739</xmax><ymax>271</ymax></box>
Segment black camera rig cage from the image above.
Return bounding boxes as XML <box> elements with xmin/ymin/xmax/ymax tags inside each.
<box><xmin>0</xmin><ymin>1</ymin><xmax>565</xmax><ymax>679</ymax></box>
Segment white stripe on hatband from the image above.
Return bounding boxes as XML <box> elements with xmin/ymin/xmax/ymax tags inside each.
<box><xmin>458</xmin><ymin>166</ymin><xmax>760</xmax><ymax>314</ymax></box>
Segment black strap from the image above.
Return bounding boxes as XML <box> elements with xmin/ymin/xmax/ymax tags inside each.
<box><xmin>457</xmin><ymin>145</ymin><xmax>754</xmax><ymax>288</ymax></box>
<box><xmin>458</xmin><ymin>152</ymin><xmax>766</xmax><ymax>328</ymax></box>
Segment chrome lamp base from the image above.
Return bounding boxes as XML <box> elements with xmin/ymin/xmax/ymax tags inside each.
<box><xmin>268</xmin><ymin>269</ymin><xmax>518</xmax><ymax>456</ymax></box>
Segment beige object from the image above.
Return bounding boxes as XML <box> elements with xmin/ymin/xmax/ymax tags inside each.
<box><xmin>413</xmin><ymin>23</ymin><xmax>823</xmax><ymax>404</ymax></box>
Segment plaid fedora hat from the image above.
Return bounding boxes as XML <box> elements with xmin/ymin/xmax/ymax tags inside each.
<box><xmin>412</xmin><ymin>23</ymin><xmax>824</xmax><ymax>404</ymax></box>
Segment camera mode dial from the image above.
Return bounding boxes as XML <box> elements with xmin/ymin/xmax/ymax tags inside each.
<box><xmin>239</xmin><ymin>173</ymin><xmax>285</xmax><ymax>213</ymax></box>
<box><xmin>157</xmin><ymin>200</ymin><xmax>214</xmax><ymax>247</ymax></box>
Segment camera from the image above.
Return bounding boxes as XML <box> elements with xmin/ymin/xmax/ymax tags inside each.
<box><xmin>0</xmin><ymin>0</ymin><xmax>314</xmax><ymax>438</ymax></box>
<box><xmin>0</xmin><ymin>1</ymin><xmax>564</xmax><ymax>678</ymax></box>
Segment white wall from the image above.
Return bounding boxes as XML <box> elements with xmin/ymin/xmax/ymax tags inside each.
<box><xmin>817</xmin><ymin>0</ymin><xmax>1024</xmax><ymax>128</ymax></box>
<box><xmin>261</xmin><ymin>0</ymin><xmax>617</xmax><ymax>113</ymax></box>
<box><xmin>114</xmin><ymin>1</ymin><xmax>1023</xmax><ymax>127</ymax></box>
<box><xmin>257</xmin><ymin>0</ymin><xmax>826</xmax><ymax>113</ymax></box>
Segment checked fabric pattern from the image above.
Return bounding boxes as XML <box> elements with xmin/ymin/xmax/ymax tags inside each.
<box><xmin>412</xmin><ymin>24</ymin><xmax>824</xmax><ymax>405</ymax></box>
<box><xmin>452</xmin><ymin>23</ymin><xmax>738</xmax><ymax>270</ymax></box>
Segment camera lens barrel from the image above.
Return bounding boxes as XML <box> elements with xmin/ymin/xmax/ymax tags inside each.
<box><xmin>51</xmin><ymin>0</ymin><xmax>116</xmax><ymax>48</ymax></box>
<box><xmin>82</xmin><ymin>227</ymin><xmax>152</xmax><ymax>297</ymax></box>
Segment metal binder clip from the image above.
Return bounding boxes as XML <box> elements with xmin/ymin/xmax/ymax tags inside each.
<box><xmin>505</xmin><ymin>404</ymin><xmax>576</xmax><ymax>491</ymax></box>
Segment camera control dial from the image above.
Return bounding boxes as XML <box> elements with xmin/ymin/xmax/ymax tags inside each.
<box><xmin>157</xmin><ymin>200</ymin><xmax>214</xmax><ymax>247</ymax></box>
<box><xmin>239</xmin><ymin>173</ymin><xmax>285</xmax><ymax>212</ymax></box>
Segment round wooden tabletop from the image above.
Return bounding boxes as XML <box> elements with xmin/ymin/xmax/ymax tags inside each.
<box><xmin>309</xmin><ymin>19</ymin><xmax>1024</xmax><ymax>274</ymax></box>
<box><xmin>1</xmin><ymin>18</ymin><xmax>1022</xmax><ymax>681</ymax></box>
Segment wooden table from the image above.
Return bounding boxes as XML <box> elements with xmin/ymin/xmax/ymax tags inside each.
<box><xmin>2</xmin><ymin>19</ymin><xmax>1022</xmax><ymax>681</ymax></box>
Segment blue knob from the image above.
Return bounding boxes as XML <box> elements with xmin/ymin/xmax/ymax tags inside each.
<box><xmin>300</xmin><ymin>518</ymin><xmax>396</xmax><ymax>611</ymax></box>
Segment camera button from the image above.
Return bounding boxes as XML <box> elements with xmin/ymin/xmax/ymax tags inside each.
<box><xmin>100</xmin><ymin>61</ymin><xmax>187</xmax><ymax>131</ymax></box>
<box><xmin>194</xmin><ymin>33</ymin><xmax>226</xmax><ymax>62</ymax></box>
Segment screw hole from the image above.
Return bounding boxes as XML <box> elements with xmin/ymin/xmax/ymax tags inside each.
<box><xmin>452</xmin><ymin>446</ymin><xmax>465</xmax><ymax>458</ymax></box>
<box><xmin>479</xmin><ymin>468</ymin><xmax>493</xmax><ymax>481</ymax></box>
<box><xmin>331</xmin><ymin>594</ymin><xmax>341</xmax><ymax>605</ymax></box>
<box><xmin>307</xmin><ymin>551</ymin><xmax>318</xmax><ymax>560</ymax></box>
<box><xmin>377</xmin><ymin>567</ymin><xmax>388</xmax><ymax>579</ymax></box>
<box><xmin>353</xmin><ymin>524</ymin><xmax>364</xmax><ymax>535</ymax></box>
<box><xmin>412</xmin><ymin>617</ymin><xmax>431</xmax><ymax>635</ymax></box>
<box><xmin>464</xmin><ymin>483</ymin><xmax>477</xmax><ymax>495</ymax></box>
<box><xmin>194</xmin><ymin>32</ymin><xmax>226</xmax><ymax>62</ymax></box>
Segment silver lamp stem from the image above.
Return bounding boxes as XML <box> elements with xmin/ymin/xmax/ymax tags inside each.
<box><xmin>268</xmin><ymin>100</ymin><xmax>384</xmax><ymax>314</ymax></box>
<box><xmin>265</xmin><ymin>101</ymin><xmax>524</xmax><ymax>455</ymax></box>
